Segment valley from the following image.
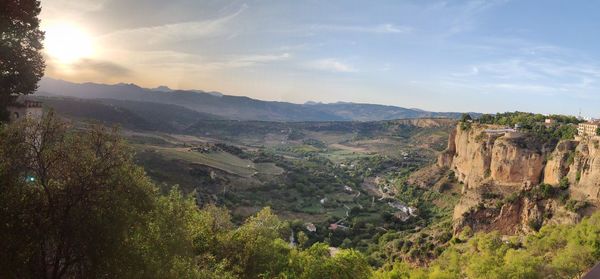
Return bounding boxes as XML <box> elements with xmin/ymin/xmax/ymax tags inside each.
<box><xmin>39</xmin><ymin>95</ymin><xmax>461</xmax><ymax>265</ymax></box>
<box><xmin>34</xmin><ymin>95</ymin><xmax>600</xmax><ymax>276</ymax></box>
<box><xmin>5</xmin><ymin>1</ymin><xmax>600</xmax><ymax>277</ymax></box>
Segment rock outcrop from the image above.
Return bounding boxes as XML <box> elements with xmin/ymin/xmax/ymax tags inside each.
<box><xmin>543</xmin><ymin>140</ymin><xmax>577</xmax><ymax>185</ymax></box>
<box><xmin>439</xmin><ymin>124</ymin><xmax>547</xmax><ymax>190</ymax></box>
<box><xmin>566</xmin><ymin>138</ymin><xmax>600</xmax><ymax>201</ymax></box>
<box><xmin>439</xmin><ymin>123</ymin><xmax>600</xmax><ymax>235</ymax></box>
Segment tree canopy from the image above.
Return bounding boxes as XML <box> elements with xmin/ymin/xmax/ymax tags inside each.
<box><xmin>0</xmin><ymin>114</ymin><xmax>372</xmax><ymax>279</ymax></box>
<box><xmin>0</xmin><ymin>0</ymin><xmax>45</xmax><ymax>119</ymax></box>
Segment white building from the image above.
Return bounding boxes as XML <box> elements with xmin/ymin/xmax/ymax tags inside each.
<box><xmin>578</xmin><ymin>122</ymin><xmax>600</xmax><ymax>137</ymax></box>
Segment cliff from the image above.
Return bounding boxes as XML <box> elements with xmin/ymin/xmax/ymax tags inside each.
<box><xmin>566</xmin><ymin>137</ymin><xmax>600</xmax><ymax>201</ymax></box>
<box><xmin>438</xmin><ymin>123</ymin><xmax>598</xmax><ymax>235</ymax></box>
<box><xmin>439</xmin><ymin>124</ymin><xmax>546</xmax><ymax>189</ymax></box>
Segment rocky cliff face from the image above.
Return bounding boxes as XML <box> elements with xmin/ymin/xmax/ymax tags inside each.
<box><xmin>566</xmin><ymin>138</ymin><xmax>600</xmax><ymax>201</ymax></box>
<box><xmin>439</xmin><ymin>124</ymin><xmax>546</xmax><ymax>189</ymax></box>
<box><xmin>439</xmin><ymin>124</ymin><xmax>598</xmax><ymax>235</ymax></box>
<box><xmin>543</xmin><ymin>140</ymin><xmax>577</xmax><ymax>185</ymax></box>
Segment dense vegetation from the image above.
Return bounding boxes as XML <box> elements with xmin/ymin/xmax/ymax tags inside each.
<box><xmin>3</xmin><ymin>114</ymin><xmax>600</xmax><ymax>278</ymax></box>
<box><xmin>460</xmin><ymin>112</ymin><xmax>581</xmax><ymax>144</ymax></box>
<box><xmin>0</xmin><ymin>114</ymin><xmax>372</xmax><ymax>278</ymax></box>
<box><xmin>374</xmin><ymin>211</ymin><xmax>600</xmax><ymax>278</ymax></box>
<box><xmin>477</xmin><ymin>112</ymin><xmax>580</xmax><ymax>127</ymax></box>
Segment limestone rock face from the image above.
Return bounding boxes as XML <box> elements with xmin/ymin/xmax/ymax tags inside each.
<box><xmin>543</xmin><ymin>140</ymin><xmax>577</xmax><ymax>185</ymax></box>
<box><xmin>441</xmin><ymin>124</ymin><xmax>545</xmax><ymax>189</ymax></box>
<box><xmin>446</xmin><ymin>125</ymin><xmax>494</xmax><ymax>188</ymax></box>
<box><xmin>567</xmin><ymin>138</ymin><xmax>600</xmax><ymax>201</ymax></box>
<box><xmin>454</xmin><ymin>197</ymin><xmax>578</xmax><ymax>235</ymax></box>
<box><xmin>437</xmin><ymin>123</ymin><xmax>600</xmax><ymax>235</ymax></box>
<box><xmin>489</xmin><ymin>137</ymin><xmax>545</xmax><ymax>186</ymax></box>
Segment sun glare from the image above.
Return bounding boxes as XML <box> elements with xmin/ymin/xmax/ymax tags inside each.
<box><xmin>44</xmin><ymin>24</ymin><xmax>94</xmax><ymax>64</ymax></box>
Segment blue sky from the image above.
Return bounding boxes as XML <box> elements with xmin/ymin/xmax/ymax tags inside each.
<box><xmin>41</xmin><ymin>0</ymin><xmax>600</xmax><ymax>116</ymax></box>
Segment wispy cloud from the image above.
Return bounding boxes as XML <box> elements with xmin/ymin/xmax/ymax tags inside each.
<box><xmin>305</xmin><ymin>59</ymin><xmax>357</xmax><ymax>73</ymax></box>
<box><xmin>113</xmin><ymin>49</ymin><xmax>290</xmax><ymax>72</ymax></box>
<box><xmin>426</xmin><ymin>0</ymin><xmax>510</xmax><ymax>37</ymax></box>
<box><xmin>311</xmin><ymin>23</ymin><xmax>412</xmax><ymax>34</ymax></box>
<box><xmin>101</xmin><ymin>4</ymin><xmax>247</xmax><ymax>48</ymax></box>
<box><xmin>446</xmin><ymin>55</ymin><xmax>600</xmax><ymax>99</ymax></box>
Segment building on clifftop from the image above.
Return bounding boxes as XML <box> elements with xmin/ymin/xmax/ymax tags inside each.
<box><xmin>578</xmin><ymin>121</ymin><xmax>600</xmax><ymax>137</ymax></box>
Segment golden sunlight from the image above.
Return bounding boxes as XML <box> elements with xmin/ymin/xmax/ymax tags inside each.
<box><xmin>44</xmin><ymin>23</ymin><xmax>94</xmax><ymax>64</ymax></box>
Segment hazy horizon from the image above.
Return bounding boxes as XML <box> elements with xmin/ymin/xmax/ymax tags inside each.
<box><xmin>40</xmin><ymin>0</ymin><xmax>600</xmax><ymax>117</ymax></box>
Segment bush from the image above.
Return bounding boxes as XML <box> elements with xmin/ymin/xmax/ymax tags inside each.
<box><xmin>559</xmin><ymin>177</ymin><xmax>570</xmax><ymax>190</ymax></box>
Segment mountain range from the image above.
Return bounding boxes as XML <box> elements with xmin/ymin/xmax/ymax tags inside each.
<box><xmin>37</xmin><ymin>78</ymin><xmax>475</xmax><ymax>122</ymax></box>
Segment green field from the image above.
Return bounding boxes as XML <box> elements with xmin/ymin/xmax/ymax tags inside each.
<box><xmin>137</xmin><ymin>145</ymin><xmax>283</xmax><ymax>178</ymax></box>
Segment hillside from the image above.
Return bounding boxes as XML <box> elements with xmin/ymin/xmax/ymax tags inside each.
<box><xmin>305</xmin><ymin>102</ymin><xmax>472</xmax><ymax>121</ymax></box>
<box><xmin>37</xmin><ymin>78</ymin><xmax>471</xmax><ymax>122</ymax></box>
<box><xmin>36</xmin><ymin>96</ymin><xmax>221</xmax><ymax>132</ymax></box>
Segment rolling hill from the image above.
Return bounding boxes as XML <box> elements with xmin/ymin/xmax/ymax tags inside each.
<box><xmin>38</xmin><ymin>78</ymin><xmax>475</xmax><ymax>122</ymax></box>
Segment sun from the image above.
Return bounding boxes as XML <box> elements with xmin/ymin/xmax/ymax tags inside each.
<box><xmin>44</xmin><ymin>23</ymin><xmax>94</xmax><ymax>64</ymax></box>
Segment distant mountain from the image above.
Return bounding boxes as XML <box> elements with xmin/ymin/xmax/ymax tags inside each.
<box><xmin>38</xmin><ymin>78</ymin><xmax>474</xmax><ymax>122</ymax></box>
<box><xmin>36</xmin><ymin>96</ymin><xmax>221</xmax><ymax>132</ymax></box>
<box><xmin>304</xmin><ymin>102</ymin><xmax>468</xmax><ymax>122</ymax></box>
<box><xmin>151</xmin><ymin>85</ymin><xmax>173</xmax><ymax>92</ymax></box>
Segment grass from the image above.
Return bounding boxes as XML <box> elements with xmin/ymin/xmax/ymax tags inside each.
<box><xmin>139</xmin><ymin>145</ymin><xmax>283</xmax><ymax>178</ymax></box>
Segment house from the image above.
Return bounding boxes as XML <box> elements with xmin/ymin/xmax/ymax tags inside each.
<box><xmin>305</xmin><ymin>223</ymin><xmax>317</xmax><ymax>232</ymax></box>
<box><xmin>545</xmin><ymin>118</ymin><xmax>556</xmax><ymax>125</ymax></box>
<box><xmin>578</xmin><ymin>121</ymin><xmax>600</xmax><ymax>137</ymax></box>
<box><xmin>6</xmin><ymin>96</ymin><xmax>42</xmax><ymax>122</ymax></box>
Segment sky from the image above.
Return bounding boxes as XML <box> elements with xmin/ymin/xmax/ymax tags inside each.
<box><xmin>39</xmin><ymin>0</ymin><xmax>600</xmax><ymax>116</ymax></box>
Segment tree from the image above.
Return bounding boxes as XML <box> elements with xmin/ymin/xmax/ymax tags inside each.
<box><xmin>0</xmin><ymin>113</ymin><xmax>201</xmax><ymax>278</ymax></box>
<box><xmin>0</xmin><ymin>0</ymin><xmax>45</xmax><ymax>120</ymax></box>
<box><xmin>460</xmin><ymin>113</ymin><xmax>472</xmax><ymax>122</ymax></box>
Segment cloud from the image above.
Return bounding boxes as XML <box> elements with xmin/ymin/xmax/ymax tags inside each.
<box><xmin>71</xmin><ymin>59</ymin><xmax>132</xmax><ymax>76</ymax></box>
<box><xmin>45</xmin><ymin>57</ymin><xmax>132</xmax><ymax>84</ymax></box>
<box><xmin>306</xmin><ymin>59</ymin><xmax>357</xmax><ymax>73</ymax></box>
<box><xmin>42</xmin><ymin>0</ymin><xmax>108</xmax><ymax>14</ymax></box>
<box><xmin>100</xmin><ymin>4</ymin><xmax>247</xmax><ymax>48</ymax></box>
<box><xmin>311</xmin><ymin>23</ymin><xmax>412</xmax><ymax>34</ymax></box>
<box><xmin>109</xmin><ymin>49</ymin><xmax>291</xmax><ymax>73</ymax></box>
<box><xmin>425</xmin><ymin>0</ymin><xmax>510</xmax><ymax>37</ymax></box>
<box><xmin>445</xmin><ymin>55</ymin><xmax>600</xmax><ymax>99</ymax></box>
<box><xmin>227</xmin><ymin>53</ymin><xmax>291</xmax><ymax>67</ymax></box>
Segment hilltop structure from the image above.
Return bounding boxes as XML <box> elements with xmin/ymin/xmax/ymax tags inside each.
<box><xmin>578</xmin><ymin>121</ymin><xmax>600</xmax><ymax>137</ymax></box>
<box><xmin>6</xmin><ymin>96</ymin><xmax>42</xmax><ymax>122</ymax></box>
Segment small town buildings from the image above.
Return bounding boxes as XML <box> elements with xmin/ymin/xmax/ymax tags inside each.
<box><xmin>545</xmin><ymin>118</ymin><xmax>556</xmax><ymax>125</ymax></box>
<box><xmin>578</xmin><ymin>121</ymin><xmax>600</xmax><ymax>137</ymax></box>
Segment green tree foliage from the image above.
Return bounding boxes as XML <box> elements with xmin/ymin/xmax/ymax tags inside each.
<box><xmin>375</xmin><ymin>212</ymin><xmax>600</xmax><ymax>278</ymax></box>
<box><xmin>459</xmin><ymin>113</ymin><xmax>472</xmax><ymax>131</ymax></box>
<box><xmin>476</xmin><ymin>112</ymin><xmax>580</xmax><ymax>142</ymax></box>
<box><xmin>0</xmin><ymin>0</ymin><xmax>46</xmax><ymax>119</ymax></box>
<box><xmin>478</xmin><ymin>112</ymin><xmax>580</xmax><ymax>127</ymax></box>
<box><xmin>0</xmin><ymin>113</ymin><xmax>199</xmax><ymax>278</ymax></box>
<box><xmin>0</xmin><ymin>114</ymin><xmax>372</xmax><ymax>278</ymax></box>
